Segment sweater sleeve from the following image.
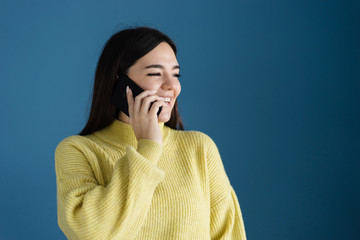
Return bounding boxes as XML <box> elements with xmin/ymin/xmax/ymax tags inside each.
<box><xmin>55</xmin><ymin>137</ymin><xmax>165</xmax><ymax>240</ymax></box>
<box><xmin>205</xmin><ymin>135</ymin><xmax>247</xmax><ymax>240</ymax></box>
<box><xmin>210</xmin><ymin>186</ymin><xmax>247</xmax><ymax>240</ymax></box>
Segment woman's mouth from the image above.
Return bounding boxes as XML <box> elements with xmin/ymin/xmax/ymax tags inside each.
<box><xmin>162</xmin><ymin>97</ymin><xmax>171</xmax><ymax>106</ymax></box>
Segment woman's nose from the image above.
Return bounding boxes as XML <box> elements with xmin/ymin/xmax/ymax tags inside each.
<box><xmin>162</xmin><ymin>73</ymin><xmax>180</xmax><ymax>90</ymax></box>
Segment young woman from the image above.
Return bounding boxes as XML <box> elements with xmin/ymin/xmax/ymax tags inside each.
<box><xmin>55</xmin><ymin>26</ymin><xmax>247</xmax><ymax>240</ymax></box>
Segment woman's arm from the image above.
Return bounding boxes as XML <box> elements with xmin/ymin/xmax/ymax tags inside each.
<box><xmin>210</xmin><ymin>186</ymin><xmax>247</xmax><ymax>240</ymax></box>
<box><xmin>55</xmin><ymin>137</ymin><xmax>165</xmax><ymax>240</ymax></box>
<box><xmin>205</xmin><ymin>135</ymin><xmax>247</xmax><ymax>240</ymax></box>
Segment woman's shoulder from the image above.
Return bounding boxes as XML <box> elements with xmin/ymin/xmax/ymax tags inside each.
<box><xmin>176</xmin><ymin>129</ymin><xmax>209</xmax><ymax>139</ymax></box>
<box><xmin>55</xmin><ymin>134</ymin><xmax>97</xmax><ymax>152</ymax></box>
<box><xmin>169</xmin><ymin>128</ymin><xmax>217</xmax><ymax>149</ymax></box>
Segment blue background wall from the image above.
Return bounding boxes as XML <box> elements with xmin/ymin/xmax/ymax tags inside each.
<box><xmin>1</xmin><ymin>0</ymin><xmax>359</xmax><ymax>239</ymax></box>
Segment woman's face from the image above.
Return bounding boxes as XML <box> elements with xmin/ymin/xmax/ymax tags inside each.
<box><xmin>126</xmin><ymin>42</ymin><xmax>181</xmax><ymax>123</ymax></box>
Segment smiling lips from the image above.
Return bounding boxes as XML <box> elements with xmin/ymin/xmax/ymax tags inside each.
<box><xmin>158</xmin><ymin>97</ymin><xmax>172</xmax><ymax>106</ymax></box>
<box><xmin>163</xmin><ymin>97</ymin><xmax>171</xmax><ymax>104</ymax></box>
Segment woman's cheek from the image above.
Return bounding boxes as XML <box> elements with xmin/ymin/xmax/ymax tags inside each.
<box><xmin>175</xmin><ymin>81</ymin><xmax>181</xmax><ymax>96</ymax></box>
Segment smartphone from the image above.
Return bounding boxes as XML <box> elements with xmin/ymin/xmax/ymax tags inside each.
<box><xmin>111</xmin><ymin>74</ymin><xmax>163</xmax><ymax>117</ymax></box>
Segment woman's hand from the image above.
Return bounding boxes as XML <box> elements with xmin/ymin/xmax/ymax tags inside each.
<box><xmin>126</xmin><ymin>86</ymin><xmax>167</xmax><ymax>146</ymax></box>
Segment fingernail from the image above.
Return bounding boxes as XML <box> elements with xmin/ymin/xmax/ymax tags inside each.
<box><xmin>126</xmin><ymin>86</ymin><xmax>129</xmax><ymax>94</ymax></box>
<box><xmin>151</xmin><ymin>90</ymin><xmax>157</xmax><ymax>93</ymax></box>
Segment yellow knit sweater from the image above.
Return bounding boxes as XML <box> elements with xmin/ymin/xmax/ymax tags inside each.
<box><xmin>55</xmin><ymin>119</ymin><xmax>246</xmax><ymax>240</ymax></box>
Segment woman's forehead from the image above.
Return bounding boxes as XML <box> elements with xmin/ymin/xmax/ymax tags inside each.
<box><xmin>138</xmin><ymin>43</ymin><xmax>177</xmax><ymax>64</ymax></box>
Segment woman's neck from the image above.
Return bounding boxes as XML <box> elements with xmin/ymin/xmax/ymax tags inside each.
<box><xmin>117</xmin><ymin>112</ymin><xmax>130</xmax><ymax>123</ymax></box>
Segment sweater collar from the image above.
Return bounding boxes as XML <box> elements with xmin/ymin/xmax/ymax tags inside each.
<box><xmin>93</xmin><ymin>119</ymin><xmax>170</xmax><ymax>149</ymax></box>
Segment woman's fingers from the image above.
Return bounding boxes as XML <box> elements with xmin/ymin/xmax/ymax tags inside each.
<box><xmin>148</xmin><ymin>100</ymin><xmax>167</xmax><ymax>116</ymax></box>
<box><xmin>126</xmin><ymin>86</ymin><xmax>154</xmax><ymax>117</ymax></box>
<box><xmin>140</xmin><ymin>95</ymin><xmax>165</xmax><ymax>115</ymax></box>
<box><xmin>126</xmin><ymin>87</ymin><xmax>164</xmax><ymax>118</ymax></box>
<box><xmin>126</xmin><ymin>86</ymin><xmax>134</xmax><ymax>117</ymax></box>
<box><xmin>126</xmin><ymin>86</ymin><xmax>166</xmax><ymax>117</ymax></box>
<box><xmin>133</xmin><ymin>89</ymin><xmax>157</xmax><ymax>116</ymax></box>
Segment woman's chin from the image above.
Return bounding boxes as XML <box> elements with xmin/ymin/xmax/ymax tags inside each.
<box><xmin>158</xmin><ymin>111</ymin><xmax>171</xmax><ymax>123</ymax></box>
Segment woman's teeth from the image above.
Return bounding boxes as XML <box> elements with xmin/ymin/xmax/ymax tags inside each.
<box><xmin>163</xmin><ymin>97</ymin><xmax>171</xmax><ymax>103</ymax></box>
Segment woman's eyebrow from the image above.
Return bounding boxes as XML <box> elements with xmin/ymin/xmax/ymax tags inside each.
<box><xmin>144</xmin><ymin>64</ymin><xmax>180</xmax><ymax>70</ymax></box>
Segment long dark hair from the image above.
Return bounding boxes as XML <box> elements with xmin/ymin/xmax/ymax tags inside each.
<box><xmin>79</xmin><ymin>26</ymin><xmax>184</xmax><ymax>135</ymax></box>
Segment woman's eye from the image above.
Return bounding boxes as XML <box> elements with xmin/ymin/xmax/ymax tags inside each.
<box><xmin>147</xmin><ymin>73</ymin><xmax>181</xmax><ymax>78</ymax></box>
<box><xmin>147</xmin><ymin>73</ymin><xmax>161</xmax><ymax>76</ymax></box>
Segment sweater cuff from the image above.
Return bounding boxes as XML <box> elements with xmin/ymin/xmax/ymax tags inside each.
<box><xmin>136</xmin><ymin>139</ymin><xmax>163</xmax><ymax>164</ymax></box>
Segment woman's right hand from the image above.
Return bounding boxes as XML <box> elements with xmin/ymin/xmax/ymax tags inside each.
<box><xmin>126</xmin><ymin>86</ymin><xmax>167</xmax><ymax>146</ymax></box>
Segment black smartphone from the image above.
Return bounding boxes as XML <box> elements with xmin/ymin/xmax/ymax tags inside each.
<box><xmin>111</xmin><ymin>74</ymin><xmax>163</xmax><ymax>117</ymax></box>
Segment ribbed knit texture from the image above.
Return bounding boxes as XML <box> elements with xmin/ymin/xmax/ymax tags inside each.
<box><xmin>55</xmin><ymin>119</ymin><xmax>246</xmax><ymax>240</ymax></box>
